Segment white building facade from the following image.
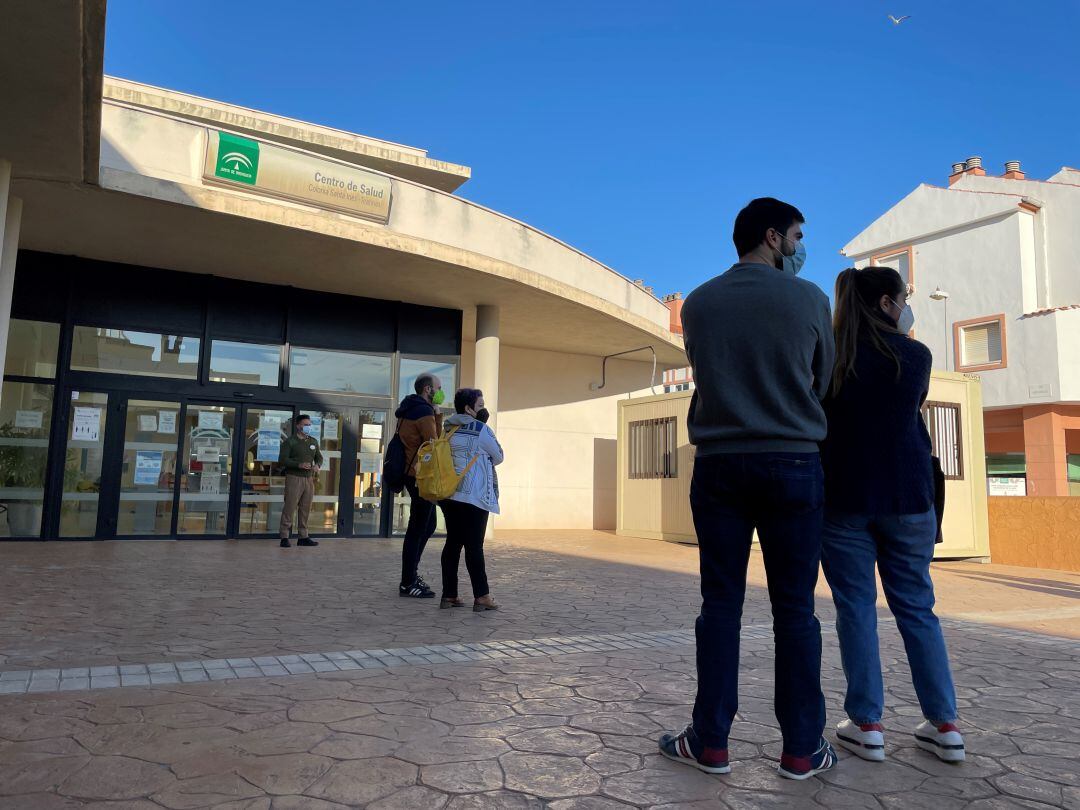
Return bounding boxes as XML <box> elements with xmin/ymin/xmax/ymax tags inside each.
<box><xmin>843</xmin><ymin>158</ymin><xmax>1080</xmax><ymax>498</ymax></box>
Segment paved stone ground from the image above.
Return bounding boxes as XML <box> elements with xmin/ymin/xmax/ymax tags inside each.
<box><xmin>1</xmin><ymin>531</ymin><xmax>1078</xmax><ymax>808</ymax></box>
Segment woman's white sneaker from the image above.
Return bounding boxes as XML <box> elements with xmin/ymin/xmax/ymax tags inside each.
<box><xmin>835</xmin><ymin>719</ymin><xmax>886</xmax><ymax>761</ymax></box>
<box><xmin>915</xmin><ymin>721</ymin><xmax>965</xmax><ymax>762</ymax></box>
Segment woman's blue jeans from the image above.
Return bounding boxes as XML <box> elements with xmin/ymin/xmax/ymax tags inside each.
<box><xmin>821</xmin><ymin>508</ymin><xmax>958</xmax><ymax>725</ymax></box>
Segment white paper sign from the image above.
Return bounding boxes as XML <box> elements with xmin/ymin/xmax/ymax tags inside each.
<box><xmin>197</xmin><ymin>446</ymin><xmax>221</xmax><ymax>463</ymax></box>
<box><xmin>200</xmin><ymin>465</ymin><xmax>221</xmax><ymax>494</ymax></box>
<box><xmin>158</xmin><ymin>411</ymin><xmax>177</xmax><ymax>434</ymax></box>
<box><xmin>138</xmin><ymin>415</ymin><xmax>158</xmax><ymax>433</ymax></box>
<box><xmin>259</xmin><ymin>415</ymin><xmax>282</xmax><ymax>432</ymax></box>
<box><xmin>988</xmin><ymin>477</ymin><xmax>1026</xmax><ymax>497</ymax></box>
<box><xmin>361</xmin><ymin>423</ymin><xmax>383</xmax><ymax>439</ymax></box>
<box><xmin>72</xmin><ymin>407</ymin><xmax>101</xmax><ymax>442</ymax></box>
<box><xmin>256</xmin><ymin>430</ymin><xmax>280</xmax><ymax>462</ymax></box>
<box><xmin>323</xmin><ymin>418</ymin><xmax>339</xmax><ymax>441</ymax></box>
<box><xmin>14</xmin><ymin>410</ymin><xmax>43</xmax><ymax>429</ymax></box>
<box><xmin>359</xmin><ymin>452</ymin><xmax>382</xmax><ymax>474</ymax></box>
<box><xmin>134</xmin><ymin>451</ymin><xmax>163</xmax><ymax>485</ymax></box>
<box><xmin>198</xmin><ymin>411</ymin><xmax>224</xmax><ymax>431</ymax></box>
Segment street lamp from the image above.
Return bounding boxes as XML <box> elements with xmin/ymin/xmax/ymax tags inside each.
<box><xmin>929</xmin><ymin>287</ymin><xmax>951</xmax><ymax>371</ymax></box>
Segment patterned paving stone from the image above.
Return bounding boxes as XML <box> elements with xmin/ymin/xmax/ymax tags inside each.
<box><xmin>501</xmin><ymin>752</ymin><xmax>602</xmax><ymax>798</ymax></box>
<box><xmin>304</xmin><ymin>756</ymin><xmax>418</xmax><ymax>805</ymax></box>
<box><xmin>58</xmin><ymin>755</ymin><xmax>174</xmax><ymax>800</ymax></box>
<box><xmin>422</xmin><ymin>760</ymin><xmax>505</xmax><ymax>793</ymax></box>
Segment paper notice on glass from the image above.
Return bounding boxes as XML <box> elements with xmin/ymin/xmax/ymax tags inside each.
<box><xmin>14</xmin><ymin>410</ymin><xmax>43</xmax><ymax>429</ymax></box>
<box><xmin>323</xmin><ymin>418</ymin><xmax>339</xmax><ymax>441</ymax></box>
<box><xmin>361</xmin><ymin>423</ymin><xmax>383</xmax><ymax>439</ymax></box>
<box><xmin>359</xmin><ymin>452</ymin><xmax>382</xmax><ymax>474</ymax></box>
<box><xmin>198</xmin><ymin>410</ymin><xmax>224</xmax><ymax>431</ymax></box>
<box><xmin>307</xmin><ymin>415</ymin><xmax>322</xmax><ymax>442</ymax></box>
<box><xmin>197</xmin><ymin>445</ymin><xmax>220</xmax><ymax>463</ymax></box>
<box><xmin>134</xmin><ymin>450</ymin><xmax>163</xmax><ymax>486</ymax></box>
<box><xmin>259</xmin><ymin>414</ymin><xmax>283</xmax><ymax>432</ymax></box>
<box><xmin>72</xmin><ymin>407</ymin><xmax>101</xmax><ymax>442</ymax></box>
<box><xmin>138</xmin><ymin>414</ymin><xmax>159</xmax><ymax>433</ymax></box>
<box><xmin>256</xmin><ymin>429</ymin><xmax>280</xmax><ymax>463</ymax></box>
<box><xmin>158</xmin><ymin>411</ymin><xmax>177</xmax><ymax>434</ymax></box>
<box><xmin>200</xmin><ymin>465</ymin><xmax>221</xmax><ymax>494</ymax></box>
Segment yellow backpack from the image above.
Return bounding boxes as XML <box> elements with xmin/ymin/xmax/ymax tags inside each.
<box><xmin>415</xmin><ymin>425</ymin><xmax>479</xmax><ymax>503</ymax></box>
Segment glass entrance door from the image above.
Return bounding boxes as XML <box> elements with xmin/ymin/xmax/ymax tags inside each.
<box><xmin>178</xmin><ymin>404</ymin><xmax>236</xmax><ymax>536</ymax></box>
<box><xmin>238</xmin><ymin>405</ymin><xmax>292</xmax><ymax>535</ymax></box>
<box><xmin>116</xmin><ymin>400</ymin><xmax>182</xmax><ymax>536</ymax></box>
<box><xmin>59</xmin><ymin>391</ymin><xmax>110</xmax><ymax>537</ymax></box>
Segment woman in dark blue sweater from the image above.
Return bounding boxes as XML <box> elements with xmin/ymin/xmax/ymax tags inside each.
<box><xmin>821</xmin><ymin>266</ymin><xmax>964</xmax><ymax>765</ymax></box>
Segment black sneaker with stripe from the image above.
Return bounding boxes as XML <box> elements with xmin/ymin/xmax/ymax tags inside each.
<box><xmin>658</xmin><ymin>725</ymin><xmax>731</xmax><ymax>774</ymax></box>
<box><xmin>399</xmin><ymin>579</ymin><xmax>435</xmax><ymax>598</ymax></box>
<box><xmin>778</xmin><ymin>737</ymin><xmax>838</xmax><ymax>780</ymax></box>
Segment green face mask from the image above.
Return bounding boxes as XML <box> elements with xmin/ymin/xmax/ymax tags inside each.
<box><xmin>431</xmin><ymin>389</ymin><xmax>445</xmax><ymax>406</ymax></box>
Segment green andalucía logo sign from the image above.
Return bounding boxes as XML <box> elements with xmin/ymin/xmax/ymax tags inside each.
<box><xmin>214</xmin><ymin>132</ymin><xmax>260</xmax><ymax>185</ymax></box>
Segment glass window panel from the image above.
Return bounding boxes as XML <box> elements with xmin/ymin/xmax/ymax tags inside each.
<box><xmin>210</xmin><ymin>341</ymin><xmax>281</xmax><ymax>387</ymax></box>
<box><xmin>178</xmin><ymin>405</ymin><xmax>235</xmax><ymax>535</ymax></box>
<box><xmin>60</xmin><ymin>391</ymin><xmax>109</xmax><ymax>537</ymax></box>
<box><xmin>354</xmin><ymin>410</ymin><xmax>387</xmax><ymax>536</ymax></box>
<box><xmin>305</xmin><ymin>411</ymin><xmax>341</xmax><ymax>535</ymax></box>
<box><xmin>288</xmin><ymin>347</ymin><xmax>392</xmax><ymax>395</ymax></box>
<box><xmin>398</xmin><ymin>357</ymin><xmax>458</xmax><ymax>413</ymax></box>
<box><xmin>71</xmin><ymin>327</ymin><xmax>201</xmax><ymax>379</ymax></box>
<box><xmin>0</xmin><ymin>380</ymin><xmax>54</xmax><ymax>538</ymax></box>
<box><xmin>117</xmin><ymin>400</ymin><xmax>181</xmax><ymax>536</ymax></box>
<box><xmin>4</xmin><ymin>319</ymin><xmax>60</xmax><ymax>379</ymax></box>
<box><xmin>238</xmin><ymin>407</ymin><xmax>292</xmax><ymax>535</ymax></box>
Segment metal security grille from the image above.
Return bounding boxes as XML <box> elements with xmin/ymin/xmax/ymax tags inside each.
<box><xmin>923</xmin><ymin>402</ymin><xmax>964</xmax><ymax>480</ymax></box>
<box><xmin>628</xmin><ymin>417</ymin><xmax>678</xmax><ymax>479</ymax></box>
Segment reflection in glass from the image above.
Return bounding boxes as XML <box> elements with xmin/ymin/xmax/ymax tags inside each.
<box><xmin>71</xmin><ymin>326</ymin><xmax>201</xmax><ymax>379</ymax></box>
<box><xmin>178</xmin><ymin>405</ymin><xmax>235</xmax><ymax>535</ymax></box>
<box><xmin>354</xmin><ymin>411</ymin><xmax>386</xmax><ymax>535</ymax></box>
<box><xmin>238</xmin><ymin>407</ymin><xmax>291</xmax><ymax>535</ymax></box>
<box><xmin>210</xmin><ymin>341</ymin><xmax>281</xmax><ymax>387</ymax></box>
<box><xmin>0</xmin><ymin>381</ymin><xmax>54</xmax><ymax>538</ymax></box>
<box><xmin>117</xmin><ymin>400</ymin><xmax>181</xmax><ymax>536</ymax></box>
<box><xmin>60</xmin><ymin>391</ymin><xmax>108</xmax><ymax>537</ymax></box>
<box><xmin>398</xmin><ymin>357</ymin><xmax>457</xmax><ymax>411</ymax></box>
<box><xmin>288</xmin><ymin>347</ymin><xmax>391</xmax><ymax>395</ymax></box>
<box><xmin>4</xmin><ymin>319</ymin><xmax>60</xmax><ymax>379</ymax></box>
<box><xmin>306</xmin><ymin>411</ymin><xmax>342</xmax><ymax>535</ymax></box>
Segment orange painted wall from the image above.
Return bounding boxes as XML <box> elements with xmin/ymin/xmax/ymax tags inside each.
<box><xmin>989</xmin><ymin>497</ymin><xmax>1080</xmax><ymax>572</ymax></box>
<box><xmin>984</xmin><ymin>408</ymin><xmax>1025</xmax><ymax>454</ymax></box>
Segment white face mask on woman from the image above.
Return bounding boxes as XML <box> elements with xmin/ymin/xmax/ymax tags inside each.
<box><xmin>889</xmin><ymin>298</ymin><xmax>915</xmax><ymax>334</ymax></box>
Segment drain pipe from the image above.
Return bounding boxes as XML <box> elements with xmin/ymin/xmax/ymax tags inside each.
<box><xmin>589</xmin><ymin>346</ymin><xmax>657</xmax><ymax>394</ymax></box>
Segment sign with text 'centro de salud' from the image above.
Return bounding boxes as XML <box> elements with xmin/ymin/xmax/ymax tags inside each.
<box><xmin>203</xmin><ymin>130</ymin><xmax>392</xmax><ymax>224</ymax></box>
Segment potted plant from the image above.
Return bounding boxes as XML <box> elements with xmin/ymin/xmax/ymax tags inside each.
<box><xmin>0</xmin><ymin>422</ymin><xmax>47</xmax><ymax>537</ymax></box>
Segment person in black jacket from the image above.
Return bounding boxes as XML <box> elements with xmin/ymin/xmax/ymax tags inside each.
<box><xmin>820</xmin><ymin>266</ymin><xmax>964</xmax><ymax>765</ymax></box>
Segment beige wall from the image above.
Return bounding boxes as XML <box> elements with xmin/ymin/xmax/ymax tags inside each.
<box><xmin>616</xmin><ymin>373</ymin><xmax>991</xmax><ymax>559</ymax></box>
<box><xmin>461</xmin><ymin>341</ymin><xmax>659</xmax><ymax>531</ymax></box>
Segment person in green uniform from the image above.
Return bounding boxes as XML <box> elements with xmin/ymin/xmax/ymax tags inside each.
<box><xmin>278</xmin><ymin>414</ymin><xmax>323</xmax><ymax>548</ymax></box>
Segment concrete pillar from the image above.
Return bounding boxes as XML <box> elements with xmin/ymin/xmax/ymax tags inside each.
<box><xmin>474</xmin><ymin>305</ymin><xmax>500</xmax><ymax>430</ymax></box>
<box><xmin>0</xmin><ymin>160</ymin><xmax>21</xmax><ymax>396</ymax></box>
<box><xmin>1023</xmin><ymin>406</ymin><xmax>1069</xmax><ymax>496</ymax></box>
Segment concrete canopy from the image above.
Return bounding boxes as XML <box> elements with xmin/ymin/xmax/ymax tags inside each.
<box><xmin>0</xmin><ymin>0</ymin><xmax>106</xmax><ymax>184</ymax></box>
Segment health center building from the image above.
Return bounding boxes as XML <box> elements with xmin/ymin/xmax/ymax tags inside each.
<box><xmin>0</xmin><ymin>3</ymin><xmax>685</xmax><ymax>542</ymax></box>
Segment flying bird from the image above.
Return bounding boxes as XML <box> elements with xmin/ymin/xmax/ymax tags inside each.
<box><xmin>888</xmin><ymin>14</ymin><xmax>911</xmax><ymax>24</ymax></box>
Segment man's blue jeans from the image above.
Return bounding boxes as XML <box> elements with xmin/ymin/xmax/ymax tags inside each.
<box><xmin>689</xmin><ymin>452</ymin><xmax>827</xmax><ymax>757</ymax></box>
<box><xmin>821</xmin><ymin>509</ymin><xmax>958</xmax><ymax>725</ymax></box>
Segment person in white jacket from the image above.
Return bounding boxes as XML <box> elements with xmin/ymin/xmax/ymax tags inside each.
<box><xmin>438</xmin><ymin>388</ymin><xmax>504</xmax><ymax>611</ymax></box>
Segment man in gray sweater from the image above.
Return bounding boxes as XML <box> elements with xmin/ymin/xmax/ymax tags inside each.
<box><xmin>659</xmin><ymin>198</ymin><xmax>837</xmax><ymax>781</ymax></box>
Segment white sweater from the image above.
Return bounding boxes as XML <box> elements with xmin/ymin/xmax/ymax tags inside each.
<box><xmin>443</xmin><ymin>413</ymin><xmax>504</xmax><ymax>514</ymax></box>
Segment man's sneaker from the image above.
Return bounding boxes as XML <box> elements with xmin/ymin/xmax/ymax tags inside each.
<box><xmin>835</xmin><ymin>719</ymin><xmax>886</xmax><ymax>762</ymax></box>
<box><xmin>658</xmin><ymin>725</ymin><xmax>731</xmax><ymax>775</ymax></box>
<box><xmin>399</xmin><ymin>580</ymin><xmax>436</xmax><ymax>598</ymax></box>
<box><xmin>778</xmin><ymin>738</ymin><xmax>837</xmax><ymax>780</ymax></box>
<box><xmin>915</xmin><ymin>721</ymin><xmax>965</xmax><ymax>762</ymax></box>
<box><xmin>279</xmin><ymin>539</ymin><xmax>291</xmax><ymax>548</ymax></box>
<box><xmin>297</xmin><ymin>538</ymin><xmax>319</xmax><ymax>547</ymax></box>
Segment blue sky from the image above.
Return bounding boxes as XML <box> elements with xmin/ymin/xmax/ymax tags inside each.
<box><xmin>104</xmin><ymin>1</ymin><xmax>1080</xmax><ymax>299</ymax></box>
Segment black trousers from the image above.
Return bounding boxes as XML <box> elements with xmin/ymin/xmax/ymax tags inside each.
<box><xmin>439</xmin><ymin>499</ymin><xmax>490</xmax><ymax>599</ymax></box>
<box><xmin>400</xmin><ymin>478</ymin><xmax>437</xmax><ymax>587</ymax></box>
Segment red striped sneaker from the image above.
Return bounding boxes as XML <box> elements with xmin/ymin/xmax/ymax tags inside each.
<box><xmin>835</xmin><ymin>719</ymin><xmax>886</xmax><ymax>761</ymax></box>
<box><xmin>915</xmin><ymin>721</ymin><xmax>965</xmax><ymax>762</ymax></box>
<box><xmin>778</xmin><ymin>737</ymin><xmax>837</xmax><ymax>780</ymax></box>
<box><xmin>659</xmin><ymin>725</ymin><xmax>731</xmax><ymax>774</ymax></box>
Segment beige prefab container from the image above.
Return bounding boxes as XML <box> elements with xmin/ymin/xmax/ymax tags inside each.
<box><xmin>616</xmin><ymin>371</ymin><xmax>990</xmax><ymax>560</ymax></box>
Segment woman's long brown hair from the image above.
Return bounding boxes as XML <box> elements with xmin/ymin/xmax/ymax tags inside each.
<box><xmin>830</xmin><ymin>266</ymin><xmax>907</xmax><ymax>396</ymax></box>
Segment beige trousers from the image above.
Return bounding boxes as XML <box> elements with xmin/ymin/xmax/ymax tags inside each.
<box><xmin>280</xmin><ymin>474</ymin><xmax>315</xmax><ymax>539</ymax></box>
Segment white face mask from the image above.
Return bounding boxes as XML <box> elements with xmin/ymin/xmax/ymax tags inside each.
<box><xmin>891</xmin><ymin>299</ymin><xmax>915</xmax><ymax>334</ymax></box>
<box><xmin>774</xmin><ymin>232</ymin><xmax>807</xmax><ymax>276</ymax></box>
